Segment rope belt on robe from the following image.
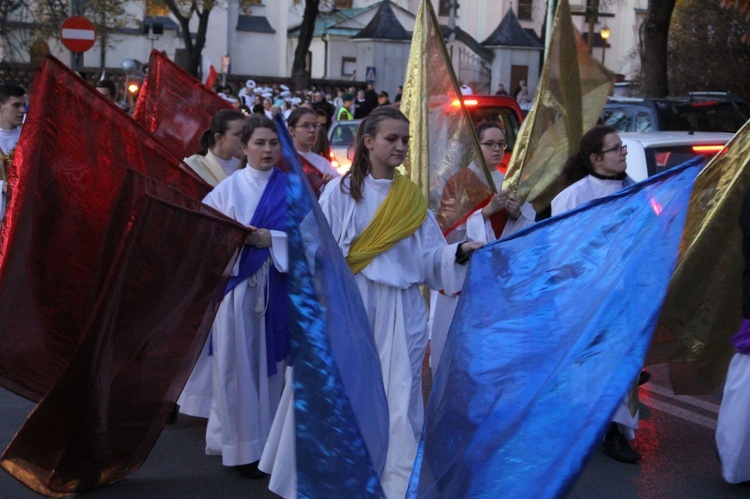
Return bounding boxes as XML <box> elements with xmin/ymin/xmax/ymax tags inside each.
<box><xmin>346</xmin><ymin>173</ymin><xmax>427</xmax><ymax>274</ymax></box>
<box><xmin>223</xmin><ymin>167</ymin><xmax>289</xmax><ymax>376</ymax></box>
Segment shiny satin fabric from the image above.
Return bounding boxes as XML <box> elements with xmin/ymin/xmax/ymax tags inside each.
<box><xmin>504</xmin><ymin>0</ymin><xmax>614</xmax><ymax>211</ymax></box>
<box><xmin>133</xmin><ymin>49</ymin><xmax>233</xmax><ymax>159</ymax></box>
<box><xmin>0</xmin><ymin>55</ymin><xmax>210</xmax><ymax>401</ymax></box>
<box><xmin>277</xmin><ymin>115</ymin><xmax>388</xmax><ymax>496</ymax></box>
<box><xmin>0</xmin><ymin>175</ymin><xmax>245</xmax><ymax>496</ymax></box>
<box><xmin>400</xmin><ymin>0</ymin><xmax>495</xmax><ymax>235</ymax></box>
<box><xmin>653</xmin><ymin>119</ymin><xmax>750</xmax><ymax>393</ymax></box>
<box><xmin>409</xmin><ymin>162</ymin><xmax>702</xmax><ymax>498</ymax></box>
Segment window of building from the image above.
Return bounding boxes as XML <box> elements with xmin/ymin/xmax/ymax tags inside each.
<box><xmin>334</xmin><ymin>0</ymin><xmax>353</xmax><ymax>8</ymax></box>
<box><xmin>518</xmin><ymin>0</ymin><xmax>533</xmax><ymax>21</ymax></box>
<box><xmin>145</xmin><ymin>0</ymin><xmax>170</xmax><ymax>17</ymax></box>
<box><xmin>439</xmin><ymin>0</ymin><xmax>453</xmax><ymax>17</ymax></box>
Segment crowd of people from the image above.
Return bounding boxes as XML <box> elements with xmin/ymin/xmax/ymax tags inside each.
<box><xmin>1</xmin><ymin>73</ymin><xmax>749</xmax><ymax>495</ymax></box>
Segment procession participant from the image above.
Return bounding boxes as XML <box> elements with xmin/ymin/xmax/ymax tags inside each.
<box><xmin>551</xmin><ymin>125</ymin><xmax>642</xmax><ymax>464</ymax></box>
<box><xmin>287</xmin><ymin>107</ymin><xmax>338</xmax><ymax>180</ymax></box>
<box><xmin>430</xmin><ymin>122</ymin><xmax>535</xmax><ymax>376</ymax></box>
<box><xmin>202</xmin><ymin>115</ymin><xmax>289</xmax><ymax>478</ymax></box>
<box><xmin>715</xmin><ymin>188</ymin><xmax>750</xmax><ymax>485</ymax></box>
<box><xmin>182</xmin><ymin>109</ymin><xmax>246</xmax><ymax>186</ymax></box>
<box><xmin>0</xmin><ymin>82</ymin><xmax>26</xmax><ymax>219</ymax></box>
<box><xmin>261</xmin><ymin>106</ymin><xmax>481</xmax><ymax>498</ymax></box>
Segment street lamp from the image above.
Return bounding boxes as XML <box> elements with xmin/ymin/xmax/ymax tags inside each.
<box><xmin>322</xmin><ymin>31</ymin><xmax>330</xmax><ymax>79</ymax></box>
<box><xmin>600</xmin><ymin>26</ymin><xmax>611</xmax><ymax>65</ymax></box>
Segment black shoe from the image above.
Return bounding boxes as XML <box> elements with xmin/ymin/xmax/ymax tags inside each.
<box><xmin>638</xmin><ymin>370</ymin><xmax>651</xmax><ymax>386</ymax></box>
<box><xmin>604</xmin><ymin>434</ymin><xmax>642</xmax><ymax>464</ymax></box>
<box><xmin>236</xmin><ymin>461</ymin><xmax>267</xmax><ymax>479</ymax></box>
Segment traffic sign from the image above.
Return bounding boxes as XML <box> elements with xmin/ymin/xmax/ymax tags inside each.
<box><xmin>366</xmin><ymin>66</ymin><xmax>376</xmax><ymax>83</ymax></box>
<box><xmin>60</xmin><ymin>16</ymin><xmax>96</xmax><ymax>53</ymax></box>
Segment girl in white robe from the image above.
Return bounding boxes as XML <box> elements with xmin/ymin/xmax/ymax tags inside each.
<box><xmin>199</xmin><ymin>115</ymin><xmax>289</xmax><ymax>475</ymax></box>
<box><xmin>179</xmin><ymin>109</ymin><xmax>247</xmax><ymax>420</ymax></box>
<box><xmin>286</xmin><ymin>107</ymin><xmax>339</xmax><ymax>197</ymax></box>
<box><xmin>429</xmin><ymin>123</ymin><xmax>536</xmax><ymax>377</ymax></box>
<box><xmin>551</xmin><ymin>125</ymin><xmax>641</xmax><ymax>464</ymax></box>
<box><xmin>261</xmin><ymin>107</ymin><xmax>481</xmax><ymax>498</ymax></box>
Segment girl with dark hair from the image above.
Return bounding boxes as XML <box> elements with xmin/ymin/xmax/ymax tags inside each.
<box><xmin>286</xmin><ymin>107</ymin><xmax>339</xmax><ymax>187</ymax></box>
<box><xmin>198</xmin><ymin>114</ymin><xmax>289</xmax><ymax>477</ymax></box>
<box><xmin>551</xmin><ymin>125</ymin><xmax>641</xmax><ymax>465</ymax></box>
<box><xmin>183</xmin><ymin>109</ymin><xmax>246</xmax><ymax>186</ymax></box>
<box><xmin>551</xmin><ymin>125</ymin><xmax>633</xmax><ymax>215</ymax></box>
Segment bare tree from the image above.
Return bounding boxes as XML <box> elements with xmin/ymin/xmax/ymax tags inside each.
<box><xmin>291</xmin><ymin>0</ymin><xmax>320</xmax><ymax>91</ymax></box>
<box><xmin>639</xmin><ymin>0</ymin><xmax>677</xmax><ymax>97</ymax></box>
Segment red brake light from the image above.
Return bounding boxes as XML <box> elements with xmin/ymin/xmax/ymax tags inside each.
<box><xmin>690</xmin><ymin>101</ymin><xmax>720</xmax><ymax>107</ymax></box>
<box><xmin>692</xmin><ymin>145</ymin><xmax>724</xmax><ymax>154</ymax></box>
<box><xmin>451</xmin><ymin>99</ymin><xmax>478</xmax><ymax>107</ymax></box>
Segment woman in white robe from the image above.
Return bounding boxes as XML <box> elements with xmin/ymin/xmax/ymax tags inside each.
<box><xmin>178</xmin><ymin>109</ymin><xmax>247</xmax><ymax>419</ymax></box>
<box><xmin>287</xmin><ymin>107</ymin><xmax>339</xmax><ymax>195</ymax></box>
<box><xmin>261</xmin><ymin>107</ymin><xmax>481</xmax><ymax>498</ymax></box>
<box><xmin>429</xmin><ymin>123</ymin><xmax>536</xmax><ymax>377</ymax></box>
<box><xmin>200</xmin><ymin>115</ymin><xmax>289</xmax><ymax>475</ymax></box>
<box><xmin>551</xmin><ymin>125</ymin><xmax>641</xmax><ymax>464</ymax></box>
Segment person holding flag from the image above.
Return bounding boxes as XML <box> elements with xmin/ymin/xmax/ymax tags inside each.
<box><xmin>200</xmin><ymin>115</ymin><xmax>289</xmax><ymax>478</ymax></box>
<box><xmin>182</xmin><ymin>109</ymin><xmax>246</xmax><ymax>187</ymax></box>
<box><xmin>551</xmin><ymin>125</ymin><xmax>643</xmax><ymax>464</ymax></box>
<box><xmin>317</xmin><ymin>106</ymin><xmax>480</xmax><ymax>497</ymax></box>
<box><xmin>286</xmin><ymin>107</ymin><xmax>339</xmax><ymax>196</ymax></box>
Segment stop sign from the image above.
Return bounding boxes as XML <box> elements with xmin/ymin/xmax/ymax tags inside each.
<box><xmin>60</xmin><ymin>16</ymin><xmax>97</xmax><ymax>53</ymax></box>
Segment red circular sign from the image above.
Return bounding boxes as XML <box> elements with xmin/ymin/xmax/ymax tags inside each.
<box><xmin>60</xmin><ymin>16</ymin><xmax>97</xmax><ymax>53</ymax></box>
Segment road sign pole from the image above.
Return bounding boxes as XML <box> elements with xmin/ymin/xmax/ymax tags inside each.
<box><xmin>68</xmin><ymin>0</ymin><xmax>87</xmax><ymax>71</ymax></box>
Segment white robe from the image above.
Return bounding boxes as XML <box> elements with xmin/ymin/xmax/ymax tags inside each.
<box><xmin>716</xmin><ymin>352</ymin><xmax>750</xmax><ymax>484</ymax></box>
<box><xmin>198</xmin><ymin>166</ymin><xmax>288</xmax><ymax>467</ymax></box>
<box><xmin>551</xmin><ymin>173</ymin><xmax>639</xmax><ymax>440</ymax></box>
<box><xmin>178</xmin><ymin>151</ymin><xmax>241</xmax><ymax>419</ymax></box>
<box><xmin>261</xmin><ymin>174</ymin><xmax>467</xmax><ymax>499</ymax></box>
<box><xmin>429</xmin><ymin>167</ymin><xmax>536</xmax><ymax>378</ymax></box>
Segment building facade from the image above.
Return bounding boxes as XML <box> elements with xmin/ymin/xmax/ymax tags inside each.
<box><xmin>1</xmin><ymin>1</ymin><xmax>647</xmax><ymax>95</ymax></box>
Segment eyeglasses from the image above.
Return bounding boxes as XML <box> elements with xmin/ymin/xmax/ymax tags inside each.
<box><xmin>600</xmin><ymin>143</ymin><xmax>627</xmax><ymax>155</ymax></box>
<box><xmin>295</xmin><ymin>123</ymin><xmax>320</xmax><ymax>131</ymax></box>
<box><xmin>480</xmin><ymin>141</ymin><xmax>507</xmax><ymax>150</ymax></box>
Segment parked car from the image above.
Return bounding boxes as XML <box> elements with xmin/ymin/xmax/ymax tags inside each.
<box><xmin>621</xmin><ymin>131</ymin><xmax>733</xmax><ymax>182</ymax></box>
<box><xmin>602</xmin><ymin>96</ymin><xmax>749</xmax><ymax>134</ymax></box>
<box><xmin>327</xmin><ymin>119</ymin><xmax>361</xmax><ymax>175</ymax></box>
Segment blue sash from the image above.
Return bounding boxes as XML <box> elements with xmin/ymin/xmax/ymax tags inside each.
<box><xmin>224</xmin><ymin>167</ymin><xmax>289</xmax><ymax>376</ymax></box>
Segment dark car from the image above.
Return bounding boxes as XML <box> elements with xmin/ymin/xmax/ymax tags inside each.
<box><xmin>602</xmin><ymin>95</ymin><xmax>749</xmax><ymax>134</ymax></box>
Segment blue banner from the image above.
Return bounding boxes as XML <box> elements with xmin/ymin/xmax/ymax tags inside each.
<box><xmin>409</xmin><ymin>160</ymin><xmax>703</xmax><ymax>498</ymax></box>
<box><xmin>276</xmin><ymin>115</ymin><xmax>388</xmax><ymax>497</ymax></box>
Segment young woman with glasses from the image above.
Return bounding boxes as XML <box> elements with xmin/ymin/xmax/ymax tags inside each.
<box><xmin>551</xmin><ymin>125</ymin><xmax>643</xmax><ymax>465</ymax></box>
<box><xmin>286</xmin><ymin>107</ymin><xmax>339</xmax><ymax>196</ymax></box>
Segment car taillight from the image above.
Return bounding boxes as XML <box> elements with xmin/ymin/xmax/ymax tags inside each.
<box><xmin>451</xmin><ymin>99</ymin><xmax>478</xmax><ymax>107</ymax></box>
<box><xmin>692</xmin><ymin>145</ymin><xmax>724</xmax><ymax>154</ymax></box>
<box><xmin>689</xmin><ymin>101</ymin><xmax>720</xmax><ymax>107</ymax></box>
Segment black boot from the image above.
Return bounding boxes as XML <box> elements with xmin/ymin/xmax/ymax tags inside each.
<box><xmin>603</xmin><ymin>423</ymin><xmax>641</xmax><ymax>464</ymax></box>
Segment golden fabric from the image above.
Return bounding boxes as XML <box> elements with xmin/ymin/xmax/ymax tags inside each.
<box><xmin>503</xmin><ymin>0</ymin><xmax>614</xmax><ymax>211</ymax></box>
<box><xmin>346</xmin><ymin>174</ymin><xmax>428</xmax><ymax>274</ymax></box>
<box><xmin>650</xmin><ymin>119</ymin><xmax>750</xmax><ymax>394</ymax></box>
<box><xmin>399</xmin><ymin>0</ymin><xmax>494</xmax><ymax>235</ymax></box>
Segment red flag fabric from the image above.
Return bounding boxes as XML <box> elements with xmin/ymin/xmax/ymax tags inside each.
<box><xmin>0</xmin><ymin>170</ymin><xmax>246</xmax><ymax>495</ymax></box>
<box><xmin>134</xmin><ymin>50</ymin><xmax>232</xmax><ymax>159</ymax></box>
<box><xmin>203</xmin><ymin>55</ymin><xmax>218</xmax><ymax>90</ymax></box>
<box><xmin>0</xmin><ymin>55</ymin><xmax>211</xmax><ymax>401</ymax></box>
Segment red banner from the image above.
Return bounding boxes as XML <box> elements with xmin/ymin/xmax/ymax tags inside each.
<box><xmin>134</xmin><ymin>49</ymin><xmax>233</xmax><ymax>159</ymax></box>
<box><xmin>0</xmin><ymin>55</ymin><xmax>211</xmax><ymax>401</ymax></box>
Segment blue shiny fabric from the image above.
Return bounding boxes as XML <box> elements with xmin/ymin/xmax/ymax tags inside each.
<box><xmin>276</xmin><ymin>115</ymin><xmax>388</xmax><ymax>497</ymax></box>
<box><xmin>409</xmin><ymin>160</ymin><xmax>703</xmax><ymax>498</ymax></box>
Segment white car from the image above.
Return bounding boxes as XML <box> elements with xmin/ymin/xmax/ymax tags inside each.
<box><xmin>327</xmin><ymin>119</ymin><xmax>361</xmax><ymax>175</ymax></box>
<box><xmin>622</xmin><ymin>131</ymin><xmax>734</xmax><ymax>182</ymax></box>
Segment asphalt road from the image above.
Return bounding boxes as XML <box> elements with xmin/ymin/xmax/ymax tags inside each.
<box><xmin>1</xmin><ymin>363</ymin><xmax>748</xmax><ymax>498</ymax></box>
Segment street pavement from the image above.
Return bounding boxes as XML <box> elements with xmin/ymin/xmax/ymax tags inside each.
<box><xmin>1</xmin><ymin>363</ymin><xmax>748</xmax><ymax>498</ymax></box>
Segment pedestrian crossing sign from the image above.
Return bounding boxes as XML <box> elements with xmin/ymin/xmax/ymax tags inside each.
<box><xmin>366</xmin><ymin>66</ymin><xmax>376</xmax><ymax>83</ymax></box>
